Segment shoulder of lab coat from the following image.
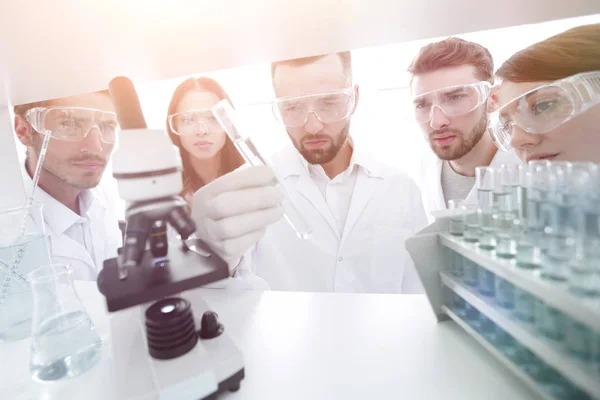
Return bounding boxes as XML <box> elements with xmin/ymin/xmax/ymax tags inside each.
<box><xmin>268</xmin><ymin>143</ymin><xmax>428</xmax><ymax>294</ymax></box>
<box><xmin>20</xmin><ymin>162</ymin><xmax>122</xmax><ymax>280</ymax></box>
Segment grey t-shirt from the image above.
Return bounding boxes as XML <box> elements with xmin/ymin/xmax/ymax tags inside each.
<box><xmin>441</xmin><ymin>161</ymin><xmax>476</xmax><ymax>204</ymax></box>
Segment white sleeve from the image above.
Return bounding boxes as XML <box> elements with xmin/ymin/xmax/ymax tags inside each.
<box><xmin>203</xmin><ymin>245</ymin><xmax>270</xmax><ymax>290</ymax></box>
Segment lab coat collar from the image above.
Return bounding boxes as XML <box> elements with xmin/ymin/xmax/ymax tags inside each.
<box><xmin>20</xmin><ymin>161</ymin><xmax>107</xmax><ymax>237</ymax></box>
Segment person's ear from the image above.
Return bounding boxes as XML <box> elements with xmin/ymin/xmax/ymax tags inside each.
<box><xmin>14</xmin><ymin>114</ymin><xmax>34</xmax><ymax>146</ymax></box>
<box><xmin>487</xmin><ymin>86</ymin><xmax>499</xmax><ymax>114</ymax></box>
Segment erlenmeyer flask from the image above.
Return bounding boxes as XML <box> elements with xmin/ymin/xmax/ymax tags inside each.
<box><xmin>28</xmin><ymin>264</ymin><xmax>102</xmax><ymax>382</ymax></box>
<box><xmin>0</xmin><ymin>202</ymin><xmax>51</xmax><ymax>341</ymax></box>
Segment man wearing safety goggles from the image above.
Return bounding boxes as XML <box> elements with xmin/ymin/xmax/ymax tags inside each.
<box><xmin>408</xmin><ymin>38</ymin><xmax>520</xmax><ymax>222</ymax></box>
<box><xmin>232</xmin><ymin>51</ymin><xmax>428</xmax><ymax>294</ymax></box>
<box><xmin>13</xmin><ymin>91</ymin><xmax>123</xmax><ymax>281</ymax></box>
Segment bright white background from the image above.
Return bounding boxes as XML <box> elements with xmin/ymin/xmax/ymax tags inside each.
<box><xmin>79</xmin><ymin>14</ymin><xmax>600</xmax><ymax>218</ymax></box>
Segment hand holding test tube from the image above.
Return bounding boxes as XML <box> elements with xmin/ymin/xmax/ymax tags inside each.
<box><xmin>211</xmin><ymin>100</ymin><xmax>312</xmax><ymax>240</ymax></box>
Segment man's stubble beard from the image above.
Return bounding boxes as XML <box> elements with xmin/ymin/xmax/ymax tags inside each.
<box><xmin>31</xmin><ymin>141</ymin><xmax>104</xmax><ymax>190</ymax></box>
<box><xmin>289</xmin><ymin>122</ymin><xmax>350</xmax><ymax>165</ymax></box>
<box><xmin>430</xmin><ymin>112</ymin><xmax>488</xmax><ymax>161</ymax></box>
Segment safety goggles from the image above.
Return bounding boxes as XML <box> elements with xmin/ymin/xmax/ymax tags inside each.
<box><xmin>272</xmin><ymin>87</ymin><xmax>356</xmax><ymax>127</ymax></box>
<box><xmin>490</xmin><ymin>71</ymin><xmax>600</xmax><ymax>151</ymax></box>
<box><xmin>168</xmin><ymin>109</ymin><xmax>224</xmax><ymax>136</ymax></box>
<box><xmin>25</xmin><ymin>107</ymin><xmax>119</xmax><ymax>144</ymax></box>
<box><xmin>412</xmin><ymin>81</ymin><xmax>492</xmax><ymax>123</ymax></box>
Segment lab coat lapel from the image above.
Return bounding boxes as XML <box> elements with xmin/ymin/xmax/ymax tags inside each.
<box><xmin>295</xmin><ymin>174</ymin><xmax>340</xmax><ymax>238</ymax></box>
<box><xmin>340</xmin><ymin>170</ymin><xmax>378</xmax><ymax>247</ymax></box>
<box><xmin>49</xmin><ymin>233</ymin><xmax>96</xmax><ymax>270</ymax></box>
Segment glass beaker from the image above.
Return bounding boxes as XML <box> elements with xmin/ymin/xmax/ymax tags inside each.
<box><xmin>28</xmin><ymin>264</ymin><xmax>102</xmax><ymax>382</ymax></box>
<box><xmin>0</xmin><ymin>202</ymin><xmax>51</xmax><ymax>341</ymax></box>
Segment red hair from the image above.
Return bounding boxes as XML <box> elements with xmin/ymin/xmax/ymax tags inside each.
<box><xmin>496</xmin><ymin>24</ymin><xmax>600</xmax><ymax>83</ymax></box>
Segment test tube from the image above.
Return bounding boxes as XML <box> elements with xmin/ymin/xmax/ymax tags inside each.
<box><xmin>514</xmin><ymin>165</ymin><xmax>541</xmax><ymax>269</ymax></box>
<box><xmin>447</xmin><ymin>199</ymin><xmax>465</xmax><ymax>237</ymax></box>
<box><xmin>535</xmin><ymin>299</ymin><xmax>565</xmax><ymax>341</ymax></box>
<box><xmin>541</xmin><ymin>162</ymin><xmax>574</xmax><ymax>282</ymax></box>
<box><xmin>494</xmin><ymin>276</ymin><xmax>515</xmax><ymax>310</ymax></box>
<box><xmin>569</xmin><ymin>163</ymin><xmax>600</xmax><ymax>297</ymax></box>
<box><xmin>461</xmin><ymin>203</ymin><xmax>479</xmax><ymax>243</ymax></box>
<box><xmin>475</xmin><ymin>167</ymin><xmax>496</xmax><ymax>250</ymax></box>
<box><xmin>492</xmin><ymin>166</ymin><xmax>518</xmax><ymax>259</ymax></box>
<box><xmin>528</xmin><ymin>164</ymin><xmax>551</xmax><ymax>259</ymax></box>
<box><xmin>211</xmin><ymin>100</ymin><xmax>312</xmax><ymax>239</ymax></box>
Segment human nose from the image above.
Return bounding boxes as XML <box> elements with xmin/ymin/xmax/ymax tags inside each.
<box><xmin>429</xmin><ymin>106</ymin><xmax>450</xmax><ymax>130</ymax></box>
<box><xmin>510</xmin><ymin>125</ymin><xmax>543</xmax><ymax>151</ymax></box>
<box><xmin>80</xmin><ymin>126</ymin><xmax>105</xmax><ymax>153</ymax></box>
<box><xmin>303</xmin><ymin>111</ymin><xmax>324</xmax><ymax>134</ymax></box>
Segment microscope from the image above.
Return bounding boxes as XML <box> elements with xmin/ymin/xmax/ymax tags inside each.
<box><xmin>97</xmin><ymin>77</ymin><xmax>245</xmax><ymax>400</ymax></box>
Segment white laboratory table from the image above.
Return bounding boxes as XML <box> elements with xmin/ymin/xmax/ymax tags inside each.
<box><xmin>1</xmin><ymin>282</ymin><xmax>539</xmax><ymax>400</ymax></box>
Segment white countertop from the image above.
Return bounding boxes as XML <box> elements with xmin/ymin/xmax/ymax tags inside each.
<box><xmin>2</xmin><ymin>282</ymin><xmax>539</xmax><ymax>400</ymax></box>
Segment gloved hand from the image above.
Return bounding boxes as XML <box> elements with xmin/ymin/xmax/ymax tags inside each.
<box><xmin>191</xmin><ymin>165</ymin><xmax>284</xmax><ymax>269</ymax></box>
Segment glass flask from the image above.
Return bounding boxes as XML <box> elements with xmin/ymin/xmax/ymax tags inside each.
<box><xmin>0</xmin><ymin>203</ymin><xmax>51</xmax><ymax>341</ymax></box>
<box><xmin>28</xmin><ymin>264</ymin><xmax>102</xmax><ymax>382</ymax></box>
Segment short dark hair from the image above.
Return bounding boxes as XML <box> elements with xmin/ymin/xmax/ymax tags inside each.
<box><xmin>271</xmin><ymin>51</ymin><xmax>353</xmax><ymax>86</ymax></box>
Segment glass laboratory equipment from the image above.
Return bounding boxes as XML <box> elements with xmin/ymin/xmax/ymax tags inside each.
<box><xmin>494</xmin><ymin>276</ymin><xmax>515</xmax><ymax>310</ymax></box>
<box><xmin>475</xmin><ymin>166</ymin><xmax>496</xmax><ymax>250</ymax></box>
<box><xmin>569</xmin><ymin>163</ymin><xmax>600</xmax><ymax>297</ymax></box>
<box><xmin>462</xmin><ymin>257</ymin><xmax>478</xmax><ymax>288</ymax></box>
<box><xmin>211</xmin><ymin>99</ymin><xmax>312</xmax><ymax>240</ymax></box>
<box><xmin>535</xmin><ymin>299</ymin><xmax>565</xmax><ymax>342</ymax></box>
<box><xmin>514</xmin><ymin>287</ymin><xmax>535</xmax><ymax>324</ymax></box>
<box><xmin>29</xmin><ymin>264</ymin><xmax>102</xmax><ymax>382</ymax></box>
<box><xmin>541</xmin><ymin>162</ymin><xmax>574</xmax><ymax>282</ymax></box>
<box><xmin>0</xmin><ymin>203</ymin><xmax>51</xmax><ymax>341</ymax></box>
<box><xmin>450</xmin><ymin>250</ymin><xmax>464</xmax><ymax>279</ymax></box>
<box><xmin>527</xmin><ymin>162</ymin><xmax>552</xmax><ymax>262</ymax></box>
<box><xmin>447</xmin><ymin>199</ymin><xmax>465</xmax><ymax>236</ymax></box>
<box><xmin>565</xmin><ymin>318</ymin><xmax>592</xmax><ymax>361</ymax></box>
<box><xmin>461</xmin><ymin>203</ymin><xmax>479</xmax><ymax>243</ymax></box>
<box><xmin>492</xmin><ymin>165</ymin><xmax>518</xmax><ymax>258</ymax></box>
<box><xmin>478</xmin><ymin>267</ymin><xmax>495</xmax><ymax>298</ymax></box>
<box><xmin>514</xmin><ymin>165</ymin><xmax>541</xmax><ymax>269</ymax></box>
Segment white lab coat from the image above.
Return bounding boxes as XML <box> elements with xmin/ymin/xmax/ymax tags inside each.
<box><xmin>21</xmin><ymin>163</ymin><xmax>122</xmax><ymax>281</ymax></box>
<box><xmin>242</xmin><ymin>144</ymin><xmax>428</xmax><ymax>294</ymax></box>
<box><xmin>418</xmin><ymin>149</ymin><xmax>521</xmax><ymax>222</ymax></box>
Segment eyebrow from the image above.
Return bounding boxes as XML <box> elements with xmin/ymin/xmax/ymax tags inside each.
<box><xmin>442</xmin><ymin>88</ymin><xmax>466</xmax><ymax>96</ymax></box>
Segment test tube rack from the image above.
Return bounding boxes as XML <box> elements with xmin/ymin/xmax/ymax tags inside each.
<box><xmin>406</xmin><ymin>215</ymin><xmax>600</xmax><ymax>400</ymax></box>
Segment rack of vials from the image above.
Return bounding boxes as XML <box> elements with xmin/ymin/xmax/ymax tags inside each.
<box><xmin>409</xmin><ymin>160</ymin><xmax>600</xmax><ymax>400</ymax></box>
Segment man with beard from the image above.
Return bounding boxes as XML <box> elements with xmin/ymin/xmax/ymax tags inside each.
<box><xmin>13</xmin><ymin>91</ymin><xmax>123</xmax><ymax>280</ymax></box>
<box><xmin>232</xmin><ymin>51</ymin><xmax>428</xmax><ymax>293</ymax></box>
<box><xmin>408</xmin><ymin>38</ymin><xmax>520</xmax><ymax>222</ymax></box>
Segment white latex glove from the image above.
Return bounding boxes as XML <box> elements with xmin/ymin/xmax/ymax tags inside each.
<box><xmin>191</xmin><ymin>165</ymin><xmax>284</xmax><ymax>268</ymax></box>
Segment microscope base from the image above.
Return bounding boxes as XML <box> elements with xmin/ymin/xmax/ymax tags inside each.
<box><xmin>109</xmin><ymin>294</ymin><xmax>245</xmax><ymax>400</ymax></box>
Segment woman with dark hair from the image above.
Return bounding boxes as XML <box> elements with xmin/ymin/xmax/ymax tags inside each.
<box><xmin>489</xmin><ymin>24</ymin><xmax>600</xmax><ymax>164</ymax></box>
<box><xmin>166</xmin><ymin>77</ymin><xmax>245</xmax><ymax>201</ymax></box>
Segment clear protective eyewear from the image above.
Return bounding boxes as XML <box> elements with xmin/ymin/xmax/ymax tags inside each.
<box><xmin>25</xmin><ymin>107</ymin><xmax>119</xmax><ymax>144</ymax></box>
<box><xmin>490</xmin><ymin>71</ymin><xmax>600</xmax><ymax>151</ymax></box>
<box><xmin>168</xmin><ymin>109</ymin><xmax>225</xmax><ymax>136</ymax></box>
<box><xmin>272</xmin><ymin>87</ymin><xmax>356</xmax><ymax>127</ymax></box>
<box><xmin>412</xmin><ymin>81</ymin><xmax>492</xmax><ymax>123</ymax></box>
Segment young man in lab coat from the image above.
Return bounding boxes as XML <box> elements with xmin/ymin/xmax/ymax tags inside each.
<box><xmin>242</xmin><ymin>52</ymin><xmax>427</xmax><ymax>293</ymax></box>
<box><xmin>13</xmin><ymin>91</ymin><xmax>122</xmax><ymax>281</ymax></box>
<box><xmin>408</xmin><ymin>38</ymin><xmax>520</xmax><ymax>222</ymax></box>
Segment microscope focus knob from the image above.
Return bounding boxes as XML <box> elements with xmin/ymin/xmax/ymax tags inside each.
<box><xmin>199</xmin><ymin>311</ymin><xmax>224</xmax><ymax>339</ymax></box>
